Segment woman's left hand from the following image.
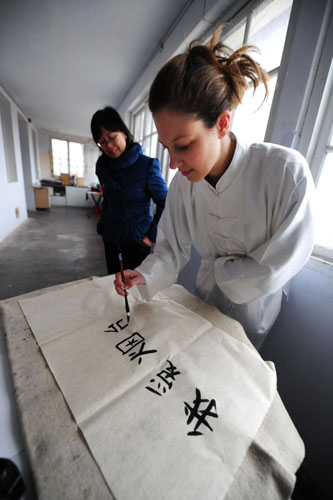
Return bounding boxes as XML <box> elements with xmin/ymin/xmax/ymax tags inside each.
<box><xmin>141</xmin><ymin>236</ymin><xmax>153</xmax><ymax>247</ymax></box>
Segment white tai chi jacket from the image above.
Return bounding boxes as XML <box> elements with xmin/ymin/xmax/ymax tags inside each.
<box><xmin>136</xmin><ymin>134</ymin><xmax>315</xmax><ymax>348</ymax></box>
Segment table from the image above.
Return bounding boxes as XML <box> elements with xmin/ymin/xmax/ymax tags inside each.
<box><xmin>85</xmin><ymin>191</ymin><xmax>102</xmax><ymax>218</ymax></box>
<box><xmin>0</xmin><ymin>279</ymin><xmax>304</xmax><ymax>500</ymax></box>
<box><xmin>33</xmin><ymin>186</ymin><xmax>50</xmax><ymax>209</ymax></box>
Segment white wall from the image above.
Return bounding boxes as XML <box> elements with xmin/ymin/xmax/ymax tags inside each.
<box><xmin>0</xmin><ymin>85</ymin><xmax>31</xmax><ymax>242</ymax></box>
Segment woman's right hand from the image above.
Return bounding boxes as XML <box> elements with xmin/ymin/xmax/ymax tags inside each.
<box><xmin>114</xmin><ymin>269</ymin><xmax>145</xmax><ymax>296</ymax></box>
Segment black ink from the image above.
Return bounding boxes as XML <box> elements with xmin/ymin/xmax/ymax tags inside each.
<box><xmin>184</xmin><ymin>388</ymin><xmax>218</xmax><ymax>436</ymax></box>
<box><xmin>105</xmin><ymin>318</ymin><xmax>128</xmax><ymax>332</ymax></box>
<box><xmin>116</xmin><ymin>332</ymin><xmax>157</xmax><ymax>365</ymax></box>
<box><xmin>146</xmin><ymin>360</ymin><xmax>181</xmax><ymax>396</ymax></box>
<box><xmin>128</xmin><ymin>341</ymin><xmax>157</xmax><ymax>365</ymax></box>
<box><xmin>116</xmin><ymin>332</ymin><xmax>144</xmax><ymax>353</ymax></box>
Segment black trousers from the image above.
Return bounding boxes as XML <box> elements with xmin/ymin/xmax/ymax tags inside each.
<box><xmin>103</xmin><ymin>240</ymin><xmax>151</xmax><ymax>275</ymax></box>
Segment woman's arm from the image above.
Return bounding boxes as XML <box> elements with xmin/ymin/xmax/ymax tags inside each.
<box><xmin>115</xmin><ymin>175</ymin><xmax>192</xmax><ymax>300</ymax></box>
<box><xmin>215</xmin><ymin>169</ymin><xmax>315</xmax><ymax>304</ymax></box>
<box><xmin>114</xmin><ymin>269</ymin><xmax>145</xmax><ymax>295</ymax></box>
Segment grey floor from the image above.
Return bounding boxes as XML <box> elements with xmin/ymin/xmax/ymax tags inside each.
<box><xmin>0</xmin><ymin>207</ymin><xmax>107</xmax><ymax>301</ymax></box>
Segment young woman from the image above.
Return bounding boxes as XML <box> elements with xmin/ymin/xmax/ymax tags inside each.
<box><xmin>91</xmin><ymin>106</ymin><xmax>168</xmax><ymax>274</ymax></box>
<box><xmin>114</xmin><ymin>29</ymin><xmax>314</xmax><ymax>349</ymax></box>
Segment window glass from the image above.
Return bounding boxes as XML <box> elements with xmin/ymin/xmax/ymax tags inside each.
<box><xmin>314</xmin><ymin>151</ymin><xmax>333</xmax><ymax>250</ymax></box>
<box><xmin>143</xmin><ymin>136</ymin><xmax>151</xmax><ymax>156</ymax></box>
<box><xmin>222</xmin><ymin>19</ymin><xmax>246</xmax><ymax>49</ymax></box>
<box><xmin>144</xmin><ymin>111</ymin><xmax>153</xmax><ymax>137</ymax></box>
<box><xmin>134</xmin><ymin>113</ymin><xmax>141</xmax><ymax>141</ymax></box>
<box><xmin>151</xmin><ymin>132</ymin><xmax>158</xmax><ymax>158</ymax></box>
<box><xmin>52</xmin><ymin>138</ymin><xmax>84</xmax><ymax>178</ymax></box>
<box><xmin>52</xmin><ymin>139</ymin><xmax>68</xmax><ymax>175</ymax></box>
<box><xmin>224</xmin><ymin>0</ymin><xmax>293</xmax><ymax>143</ymax></box>
<box><xmin>0</xmin><ymin>94</ymin><xmax>17</xmax><ymax>182</ymax></box>
<box><xmin>69</xmin><ymin>142</ymin><xmax>84</xmax><ymax>178</ymax></box>
<box><xmin>231</xmin><ymin>72</ymin><xmax>277</xmax><ymax>142</ymax></box>
<box><xmin>248</xmin><ymin>0</ymin><xmax>293</xmax><ymax>72</ymax></box>
<box><xmin>32</xmin><ymin>129</ymin><xmax>39</xmax><ymax>178</ymax></box>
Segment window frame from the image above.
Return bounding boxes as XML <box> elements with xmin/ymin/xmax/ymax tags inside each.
<box><xmin>307</xmin><ymin>68</ymin><xmax>333</xmax><ymax>262</ymax></box>
<box><xmin>297</xmin><ymin>8</ymin><xmax>333</xmax><ymax>262</ymax></box>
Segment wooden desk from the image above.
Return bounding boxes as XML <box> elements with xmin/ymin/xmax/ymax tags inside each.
<box><xmin>33</xmin><ymin>186</ymin><xmax>50</xmax><ymax>209</ymax></box>
<box><xmin>0</xmin><ymin>279</ymin><xmax>304</xmax><ymax>500</ymax></box>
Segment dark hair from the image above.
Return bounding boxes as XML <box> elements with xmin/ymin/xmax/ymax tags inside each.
<box><xmin>149</xmin><ymin>26</ymin><xmax>269</xmax><ymax>128</ymax></box>
<box><xmin>90</xmin><ymin>106</ymin><xmax>134</xmax><ymax>148</ymax></box>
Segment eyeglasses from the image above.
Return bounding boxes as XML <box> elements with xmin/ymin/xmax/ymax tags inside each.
<box><xmin>97</xmin><ymin>132</ymin><xmax>119</xmax><ymax>148</ymax></box>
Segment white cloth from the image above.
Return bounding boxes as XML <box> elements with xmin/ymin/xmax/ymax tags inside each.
<box><xmin>18</xmin><ymin>277</ymin><xmax>281</xmax><ymax>500</ymax></box>
<box><xmin>136</xmin><ymin>135</ymin><xmax>315</xmax><ymax>346</ymax></box>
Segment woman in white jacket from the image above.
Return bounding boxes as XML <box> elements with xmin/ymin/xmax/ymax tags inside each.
<box><xmin>114</xmin><ymin>27</ymin><xmax>314</xmax><ymax>349</ymax></box>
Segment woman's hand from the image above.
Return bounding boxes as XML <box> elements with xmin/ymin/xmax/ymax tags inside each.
<box><xmin>141</xmin><ymin>236</ymin><xmax>153</xmax><ymax>247</ymax></box>
<box><xmin>114</xmin><ymin>269</ymin><xmax>146</xmax><ymax>295</ymax></box>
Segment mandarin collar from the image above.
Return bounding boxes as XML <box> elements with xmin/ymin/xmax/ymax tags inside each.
<box><xmin>205</xmin><ymin>133</ymin><xmax>248</xmax><ymax>193</ymax></box>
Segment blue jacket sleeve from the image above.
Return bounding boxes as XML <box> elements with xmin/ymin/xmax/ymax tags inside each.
<box><xmin>145</xmin><ymin>158</ymin><xmax>168</xmax><ymax>243</ymax></box>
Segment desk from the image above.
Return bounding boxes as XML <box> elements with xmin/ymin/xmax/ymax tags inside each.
<box><xmin>0</xmin><ymin>279</ymin><xmax>304</xmax><ymax>500</ymax></box>
<box><xmin>33</xmin><ymin>186</ymin><xmax>50</xmax><ymax>209</ymax></box>
<box><xmin>86</xmin><ymin>191</ymin><xmax>103</xmax><ymax>217</ymax></box>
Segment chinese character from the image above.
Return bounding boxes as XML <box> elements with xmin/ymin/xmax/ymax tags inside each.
<box><xmin>116</xmin><ymin>332</ymin><xmax>157</xmax><ymax>365</ymax></box>
<box><xmin>104</xmin><ymin>318</ymin><xmax>128</xmax><ymax>332</ymax></box>
<box><xmin>146</xmin><ymin>360</ymin><xmax>181</xmax><ymax>396</ymax></box>
<box><xmin>184</xmin><ymin>388</ymin><xmax>218</xmax><ymax>436</ymax></box>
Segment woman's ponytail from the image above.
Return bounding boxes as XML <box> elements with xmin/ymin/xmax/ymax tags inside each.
<box><xmin>149</xmin><ymin>26</ymin><xmax>269</xmax><ymax>128</ymax></box>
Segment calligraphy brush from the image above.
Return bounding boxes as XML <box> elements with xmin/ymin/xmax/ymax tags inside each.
<box><xmin>118</xmin><ymin>245</ymin><xmax>130</xmax><ymax>324</ymax></box>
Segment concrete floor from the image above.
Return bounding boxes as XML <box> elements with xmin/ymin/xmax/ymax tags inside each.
<box><xmin>0</xmin><ymin>207</ymin><xmax>107</xmax><ymax>300</ymax></box>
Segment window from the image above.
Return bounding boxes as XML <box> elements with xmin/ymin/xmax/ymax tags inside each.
<box><xmin>133</xmin><ymin>102</ymin><xmax>159</xmax><ymax>159</ymax></box>
<box><xmin>132</xmin><ymin>102</ymin><xmax>176</xmax><ymax>185</ymax></box>
<box><xmin>130</xmin><ymin>0</ymin><xmax>293</xmax><ymax>183</ymax></box>
<box><xmin>221</xmin><ymin>0</ymin><xmax>293</xmax><ymax>142</ymax></box>
<box><xmin>311</xmin><ymin>70</ymin><xmax>333</xmax><ymax>261</ymax></box>
<box><xmin>297</xmin><ymin>6</ymin><xmax>333</xmax><ymax>263</ymax></box>
<box><xmin>32</xmin><ymin>129</ymin><xmax>39</xmax><ymax>179</ymax></box>
<box><xmin>313</xmin><ymin>125</ymin><xmax>333</xmax><ymax>258</ymax></box>
<box><xmin>0</xmin><ymin>92</ymin><xmax>18</xmax><ymax>182</ymax></box>
<box><xmin>51</xmin><ymin>138</ymin><xmax>84</xmax><ymax>178</ymax></box>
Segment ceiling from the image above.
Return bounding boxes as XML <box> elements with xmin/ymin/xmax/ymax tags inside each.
<box><xmin>0</xmin><ymin>0</ymin><xmax>193</xmax><ymax>139</ymax></box>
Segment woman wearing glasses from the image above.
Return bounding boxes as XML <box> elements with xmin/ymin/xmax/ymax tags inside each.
<box><xmin>91</xmin><ymin>106</ymin><xmax>168</xmax><ymax>275</ymax></box>
<box><xmin>114</xmin><ymin>28</ymin><xmax>314</xmax><ymax>350</ymax></box>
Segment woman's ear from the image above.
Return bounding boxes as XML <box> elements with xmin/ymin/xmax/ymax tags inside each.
<box><xmin>217</xmin><ymin>111</ymin><xmax>231</xmax><ymax>138</ymax></box>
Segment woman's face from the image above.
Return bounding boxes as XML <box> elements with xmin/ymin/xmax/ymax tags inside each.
<box><xmin>98</xmin><ymin>126</ymin><xmax>127</xmax><ymax>159</ymax></box>
<box><xmin>153</xmin><ymin>109</ymin><xmax>231</xmax><ymax>183</ymax></box>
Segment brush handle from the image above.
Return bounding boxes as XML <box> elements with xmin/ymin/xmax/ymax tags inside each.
<box><xmin>118</xmin><ymin>246</ymin><xmax>130</xmax><ymax>320</ymax></box>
